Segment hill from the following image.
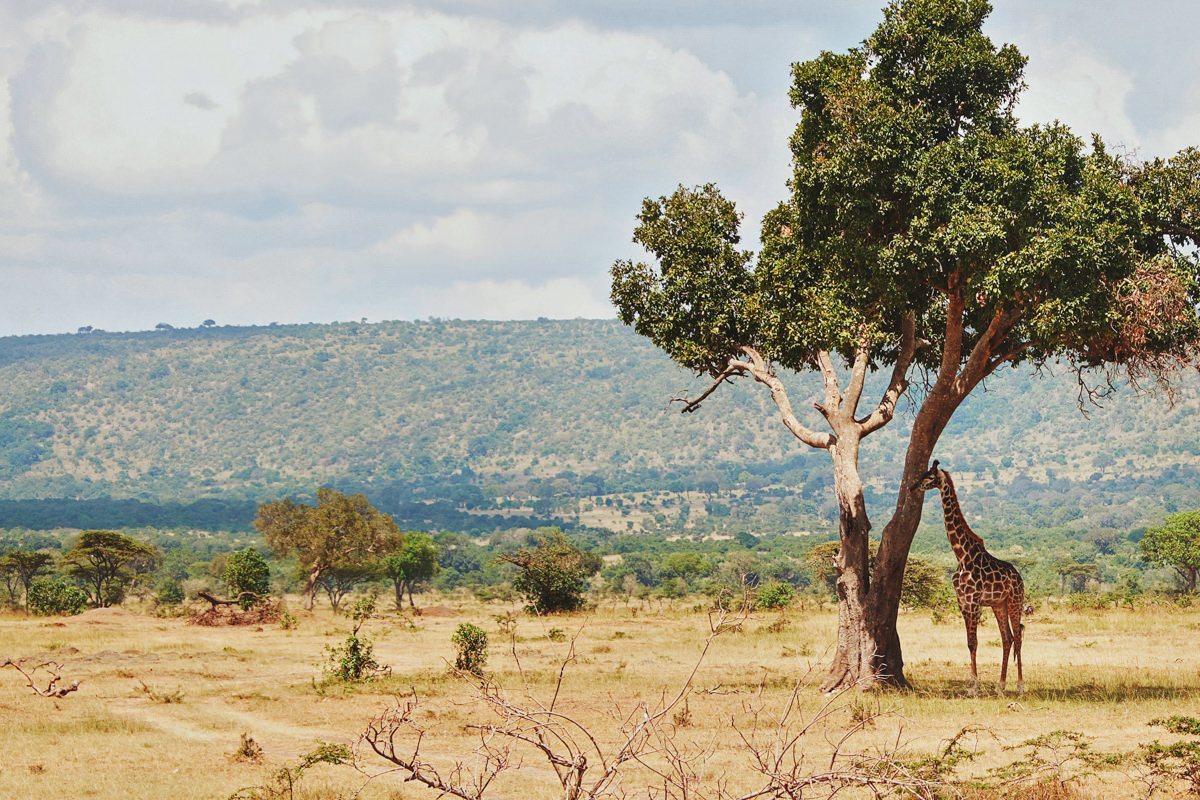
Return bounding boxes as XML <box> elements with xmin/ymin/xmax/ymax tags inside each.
<box><xmin>1</xmin><ymin>319</ymin><xmax>1199</xmax><ymax>560</ymax></box>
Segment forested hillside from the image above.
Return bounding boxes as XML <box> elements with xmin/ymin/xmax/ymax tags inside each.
<box><xmin>1</xmin><ymin>319</ymin><xmax>1199</xmax><ymax>567</ymax></box>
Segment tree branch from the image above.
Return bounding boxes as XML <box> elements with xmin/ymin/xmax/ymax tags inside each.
<box><xmin>939</xmin><ymin>277</ymin><xmax>966</xmax><ymax>387</ymax></box>
<box><xmin>843</xmin><ymin>333</ymin><xmax>873</xmax><ymax>422</ymax></box>
<box><xmin>814</xmin><ymin>350</ymin><xmax>843</xmax><ymax>421</ymax></box>
<box><xmin>955</xmin><ymin>309</ymin><xmax>1022</xmax><ymax>398</ymax></box>
<box><xmin>858</xmin><ymin>313</ymin><xmax>919</xmax><ymax>436</ymax></box>
<box><xmin>673</xmin><ymin>348</ymin><xmax>836</xmax><ymax>450</ymax></box>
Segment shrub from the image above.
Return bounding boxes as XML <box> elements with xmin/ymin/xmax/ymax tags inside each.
<box><xmin>755</xmin><ymin>581</ymin><xmax>795</xmax><ymax>610</ymax></box>
<box><xmin>499</xmin><ymin>530</ymin><xmax>597</xmax><ymax>614</ymax></box>
<box><xmin>323</xmin><ymin>634</ymin><xmax>380</xmax><ymax>682</ymax></box>
<box><xmin>155</xmin><ymin>577</ymin><xmax>185</xmax><ymax>607</ymax></box>
<box><xmin>322</xmin><ymin>595</ymin><xmax>386</xmax><ymax>681</ymax></box>
<box><xmin>27</xmin><ymin>580</ymin><xmax>88</xmax><ymax>616</ymax></box>
<box><xmin>223</xmin><ymin>548</ymin><xmax>270</xmax><ymax>609</ymax></box>
<box><xmin>452</xmin><ymin>623</ymin><xmax>488</xmax><ymax>676</ymax></box>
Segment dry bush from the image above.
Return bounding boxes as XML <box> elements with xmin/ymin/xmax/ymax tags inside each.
<box><xmin>188</xmin><ymin>592</ymin><xmax>285</xmax><ymax>627</ymax></box>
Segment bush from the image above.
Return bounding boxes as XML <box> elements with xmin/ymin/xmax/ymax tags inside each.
<box><xmin>155</xmin><ymin>577</ymin><xmax>185</xmax><ymax>607</ymax></box>
<box><xmin>499</xmin><ymin>530</ymin><xmax>596</xmax><ymax>614</ymax></box>
<box><xmin>223</xmin><ymin>548</ymin><xmax>270</xmax><ymax>609</ymax></box>
<box><xmin>755</xmin><ymin>581</ymin><xmax>795</xmax><ymax>610</ymax></box>
<box><xmin>27</xmin><ymin>580</ymin><xmax>88</xmax><ymax>616</ymax></box>
<box><xmin>323</xmin><ymin>634</ymin><xmax>380</xmax><ymax>682</ymax></box>
<box><xmin>452</xmin><ymin>623</ymin><xmax>488</xmax><ymax>676</ymax></box>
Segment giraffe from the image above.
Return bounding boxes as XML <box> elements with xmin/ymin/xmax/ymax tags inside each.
<box><xmin>914</xmin><ymin>461</ymin><xmax>1025</xmax><ymax>696</ymax></box>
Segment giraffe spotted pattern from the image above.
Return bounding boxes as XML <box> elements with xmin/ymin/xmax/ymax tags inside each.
<box><xmin>916</xmin><ymin>461</ymin><xmax>1025</xmax><ymax>697</ymax></box>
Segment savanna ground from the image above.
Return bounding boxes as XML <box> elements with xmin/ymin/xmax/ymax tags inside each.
<box><xmin>2</xmin><ymin>595</ymin><xmax>1199</xmax><ymax>799</ymax></box>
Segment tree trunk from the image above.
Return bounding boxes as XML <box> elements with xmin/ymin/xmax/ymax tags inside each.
<box><xmin>821</xmin><ymin>435</ymin><xmax>897</xmax><ymax>690</ymax></box>
<box><xmin>822</xmin><ymin>387</ymin><xmax>959</xmax><ymax>691</ymax></box>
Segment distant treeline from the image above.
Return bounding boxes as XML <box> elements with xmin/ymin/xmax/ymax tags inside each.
<box><xmin>0</xmin><ymin>498</ymin><xmax>258</xmax><ymax>532</ymax></box>
<box><xmin>0</xmin><ymin>494</ymin><xmax>573</xmax><ymax>538</ymax></box>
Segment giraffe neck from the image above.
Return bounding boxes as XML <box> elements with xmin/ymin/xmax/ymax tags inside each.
<box><xmin>938</xmin><ymin>473</ymin><xmax>986</xmax><ymax>564</ymax></box>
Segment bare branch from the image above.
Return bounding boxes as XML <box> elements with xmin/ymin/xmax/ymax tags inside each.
<box><xmin>675</xmin><ymin>348</ymin><xmax>836</xmax><ymax>450</ymax></box>
<box><xmin>2</xmin><ymin>659</ymin><xmax>80</xmax><ymax>699</ymax></box>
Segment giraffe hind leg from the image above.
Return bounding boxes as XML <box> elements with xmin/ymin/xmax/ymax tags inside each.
<box><xmin>992</xmin><ymin>604</ymin><xmax>1014</xmax><ymax>694</ymax></box>
<box><xmin>1011</xmin><ymin>594</ymin><xmax>1025</xmax><ymax>695</ymax></box>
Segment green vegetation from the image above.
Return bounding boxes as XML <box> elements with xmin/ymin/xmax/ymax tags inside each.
<box><xmin>451</xmin><ymin>622</ymin><xmax>488</xmax><ymax>676</ymax></box>
<box><xmin>26</xmin><ymin>579</ymin><xmax>88</xmax><ymax>615</ymax></box>
<box><xmin>499</xmin><ymin>529</ymin><xmax>600</xmax><ymax>613</ymax></box>
<box><xmin>1140</xmin><ymin>511</ymin><xmax>1200</xmax><ymax>592</ymax></box>
<box><xmin>61</xmin><ymin>530</ymin><xmax>159</xmax><ymax>608</ymax></box>
<box><xmin>381</xmin><ymin>532</ymin><xmax>439</xmax><ymax>609</ymax></box>
<box><xmin>222</xmin><ymin>548</ymin><xmax>270</xmax><ymax>608</ymax></box>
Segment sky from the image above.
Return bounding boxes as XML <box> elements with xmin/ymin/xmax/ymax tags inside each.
<box><xmin>1</xmin><ymin>1</ymin><xmax>1198</xmax><ymax>337</ymax></box>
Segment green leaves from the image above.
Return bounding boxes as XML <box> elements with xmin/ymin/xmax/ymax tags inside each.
<box><xmin>611</xmin><ymin>184</ymin><xmax>755</xmax><ymax>376</ymax></box>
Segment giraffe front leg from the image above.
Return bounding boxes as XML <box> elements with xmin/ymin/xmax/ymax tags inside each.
<box><xmin>962</xmin><ymin>605</ymin><xmax>980</xmax><ymax>697</ymax></box>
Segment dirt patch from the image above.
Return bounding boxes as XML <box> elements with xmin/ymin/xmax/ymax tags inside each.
<box><xmin>416</xmin><ymin>606</ymin><xmax>458</xmax><ymax>618</ymax></box>
<box><xmin>75</xmin><ymin>607</ymin><xmax>132</xmax><ymax>623</ymax></box>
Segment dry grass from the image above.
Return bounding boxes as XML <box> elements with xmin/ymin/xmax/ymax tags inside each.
<box><xmin>0</xmin><ymin>596</ymin><xmax>1198</xmax><ymax>799</ymax></box>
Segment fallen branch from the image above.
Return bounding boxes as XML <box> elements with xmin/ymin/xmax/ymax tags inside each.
<box><xmin>2</xmin><ymin>658</ymin><xmax>80</xmax><ymax>698</ymax></box>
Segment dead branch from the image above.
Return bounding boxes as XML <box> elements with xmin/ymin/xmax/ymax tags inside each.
<box><xmin>2</xmin><ymin>658</ymin><xmax>80</xmax><ymax>699</ymax></box>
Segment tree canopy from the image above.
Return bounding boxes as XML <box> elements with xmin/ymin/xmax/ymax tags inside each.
<box><xmin>1140</xmin><ymin>511</ymin><xmax>1200</xmax><ymax>593</ymax></box>
<box><xmin>60</xmin><ymin>530</ymin><xmax>159</xmax><ymax>608</ymax></box>
<box><xmin>611</xmin><ymin>0</ymin><xmax>1200</xmax><ymax>689</ymax></box>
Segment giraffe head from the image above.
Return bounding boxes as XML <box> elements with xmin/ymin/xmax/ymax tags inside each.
<box><xmin>912</xmin><ymin>460</ymin><xmax>946</xmax><ymax>493</ymax></box>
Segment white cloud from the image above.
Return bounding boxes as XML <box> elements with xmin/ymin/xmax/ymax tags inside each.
<box><xmin>409</xmin><ymin>277</ymin><xmax>614</xmax><ymax>321</ymax></box>
<box><xmin>1013</xmin><ymin>29</ymin><xmax>1139</xmax><ymax>148</ymax></box>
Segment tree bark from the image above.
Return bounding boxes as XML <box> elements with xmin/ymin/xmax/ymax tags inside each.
<box><xmin>819</xmin><ymin>437</ymin><xmax>886</xmax><ymax>690</ymax></box>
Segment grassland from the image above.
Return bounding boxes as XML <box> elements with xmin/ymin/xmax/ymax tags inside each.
<box><xmin>2</xmin><ymin>596</ymin><xmax>1199</xmax><ymax>799</ymax></box>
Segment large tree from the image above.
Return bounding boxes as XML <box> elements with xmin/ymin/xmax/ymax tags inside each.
<box><xmin>255</xmin><ymin>488</ymin><xmax>400</xmax><ymax>611</ymax></box>
<box><xmin>0</xmin><ymin>549</ymin><xmax>53</xmax><ymax>609</ymax></box>
<box><xmin>612</xmin><ymin>0</ymin><xmax>1200</xmax><ymax>689</ymax></box>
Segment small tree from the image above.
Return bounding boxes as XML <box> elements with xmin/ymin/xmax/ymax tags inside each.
<box><xmin>498</xmin><ymin>530</ymin><xmax>598</xmax><ymax>614</ymax></box>
<box><xmin>60</xmin><ymin>530</ymin><xmax>159</xmax><ymax>608</ymax></box>
<box><xmin>0</xmin><ymin>550</ymin><xmax>53</xmax><ymax>609</ymax></box>
<box><xmin>381</xmin><ymin>533</ymin><xmax>439</xmax><ymax>609</ymax></box>
<box><xmin>1140</xmin><ymin>512</ymin><xmax>1200</xmax><ymax>593</ymax></box>
<box><xmin>900</xmin><ymin>557</ymin><xmax>952</xmax><ymax>610</ymax></box>
<box><xmin>316</xmin><ymin>563</ymin><xmax>373</xmax><ymax>613</ymax></box>
<box><xmin>1054</xmin><ymin>559</ymin><xmax>1101</xmax><ymax>595</ymax></box>
<box><xmin>223</xmin><ymin>548</ymin><xmax>271</xmax><ymax>608</ymax></box>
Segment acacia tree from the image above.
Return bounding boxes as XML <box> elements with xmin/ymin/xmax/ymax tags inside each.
<box><xmin>255</xmin><ymin>488</ymin><xmax>400</xmax><ymax>611</ymax></box>
<box><xmin>612</xmin><ymin>0</ymin><xmax>1200</xmax><ymax>689</ymax></box>
<box><xmin>60</xmin><ymin>530</ymin><xmax>159</xmax><ymax>608</ymax></box>
<box><xmin>1140</xmin><ymin>511</ymin><xmax>1200</xmax><ymax>593</ymax></box>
